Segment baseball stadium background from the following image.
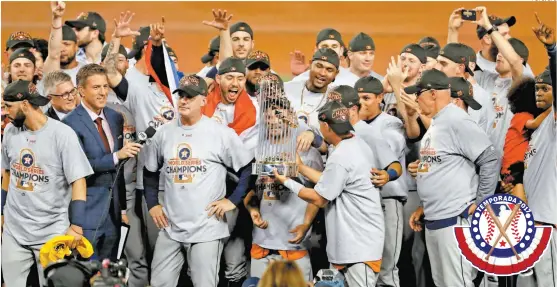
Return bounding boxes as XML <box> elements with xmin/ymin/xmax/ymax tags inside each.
<box><xmin>2</xmin><ymin>1</ymin><xmax>556</xmax><ymax>79</ymax></box>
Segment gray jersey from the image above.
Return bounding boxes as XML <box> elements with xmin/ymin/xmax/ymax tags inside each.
<box><xmin>291</xmin><ymin>67</ymin><xmax>383</xmax><ymax>84</ymax></box>
<box><xmin>284</xmin><ymin>80</ymin><xmax>329</xmax><ymax>135</ymax></box>
<box><xmin>1</xmin><ymin>119</ymin><xmax>93</xmax><ymax>245</ymax></box>
<box><xmin>62</xmin><ymin>62</ymin><xmax>86</xmax><ymax>86</ymax></box>
<box><xmin>417</xmin><ymin>104</ymin><xmax>492</xmax><ymax>221</ymax></box>
<box><xmin>124</xmin><ymin>66</ymin><xmax>175</xmax><ymax>190</ymax></box>
<box><xmin>365</xmin><ymin>113</ymin><xmax>408</xmax><ymax>198</ymax></box>
<box><xmin>144</xmin><ymin>116</ymin><xmax>252</xmax><ymax>243</ymax></box>
<box><xmin>106</xmin><ymin>97</ymin><xmax>137</xmax><ymax>200</ymax></box>
<box><xmin>475</xmin><ymin>51</ymin><xmax>535</xmax><ymax>78</ymax></box>
<box><xmin>352</xmin><ymin>121</ymin><xmax>398</xmax><ymax>171</ymax></box>
<box><xmin>524</xmin><ymin>112</ymin><xmax>557</xmax><ymax>225</ymax></box>
<box><xmin>475</xmin><ymin>71</ymin><xmax>514</xmax><ymax>154</ymax></box>
<box><xmin>315</xmin><ymin>136</ymin><xmax>385</xmax><ymax>264</ymax></box>
<box><xmin>469</xmin><ymin>83</ymin><xmax>496</xmax><ymax>134</ymax></box>
<box><xmin>253</xmin><ymin>147</ymin><xmax>324</xmax><ymax>251</ymax></box>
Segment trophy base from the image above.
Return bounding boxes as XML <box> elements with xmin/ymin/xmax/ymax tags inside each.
<box><xmin>252</xmin><ymin>162</ymin><xmax>298</xmax><ymax>177</ymax></box>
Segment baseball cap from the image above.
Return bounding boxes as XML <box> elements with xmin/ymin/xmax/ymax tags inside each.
<box><xmin>314</xmin><ymin>268</ymin><xmax>345</xmax><ymax>287</ymax></box>
<box><xmin>438</xmin><ymin>43</ymin><xmax>475</xmax><ymax>76</ymax></box>
<box><xmin>241</xmin><ymin>277</ymin><xmax>260</xmax><ymax>287</ymax></box>
<box><xmin>449</xmin><ymin>77</ymin><xmax>482</xmax><ymax>110</ymax></box>
<box><xmin>316</xmin><ymin>28</ymin><xmax>344</xmax><ymax>47</ymax></box>
<box><xmin>257</xmin><ymin>73</ymin><xmax>284</xmax><ymax>95</ymax></box>
<box><xmin>400</xmin><ymin>44</ymin><xmax>427</xmax><ymax>64</ymax></box>
<box><xmin>318</xmin><ymin>101</ymin><xmax>354</xmax><ymax>135</ymax></box>
<box><xmin>355</xmin><ymin>76</ymin><xmax>384</xmax><ymax>94</ymax></box>
<box><xmin>5</xmin><ymin>31</ymin><xmax>34</xmax><ymax>51</ymax></box>
<box><xmin>62</xmin><ymin>25</ymin><xmax>77</xmax><ymax>43</ymax></box>
<box><xmin>9</xmin><ymin>48</ymin><xmax>36</xmax><ymax>65</ymax></box>
<box><xmin>419</xmin><ymin>36</ymin><xmax>441</xmax><ymax>59</ymax></box>
<box><xmin>246</xmin><ymin>50</ymin><xmax>271</xmax><ymax>70</ymax></box>
<box><xmin>508</xmin><ymin>38</ymin><xmax>529</xmax><ymax>64</ymax></box>
<box><xmin>230</xmin><ymin>22</ymin><xmax>253</xmax><ymax>39</ymax></box>
<box><xmin>535</xmin><ymin>69</ymin><xmax>552</xmax><ymax>85</ymax></box>
<box><xmin>201</xmin><ymin>36</ymin><xmax>220</xmax><ymax>64</ymax></box>
<box><xmin>127</xmin><ymin>26</ymin><xmax>150</xmax><ymax>59</ymax></box>
<box><xmin>218</xmin><ymin>57</ymin><xmax>246</xmax><ymax>75</ymax></box>
<box><xmin>477</xmin><ymin>15</ymin><xmax>516</xmax><ymax>39</ymax></box>
<box><xmin>3</xmin><ymin>80</ymin><xmax>49</xmax><ymax>106</ymax></box>
<box><xmin>65</xmin><ymin>12</ymin><xmax>107</xmax><ymax>34</ymax></box>
<box><xmin>173</xmin><ymin>75</ymin><xmax>208</xmax><ymax>97</ymax></box>
<box><xmin>349</xmin><ymin>32</ymin><xmax>375</xmax><ymax>52</ymax></box>
<box><xmin>312</xmin><ymin>48</ymin><xmax>340</xmax><ymax>69</ymax></box>
<box><xmin>101</xmin><ymin>44</ymin><xmax>128</xmax><ymax>62</ymax></box>
<box><xmin>404</xmin><ymin>69</ymin><xmax>450</xmax><ymax>95</ymax></box>
<box><xmin>328</xmin><ymin>85</ymin><xmax>359</xmax><ymax>108</ymax></box>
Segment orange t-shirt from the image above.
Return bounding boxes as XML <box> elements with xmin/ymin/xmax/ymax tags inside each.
<box><xmin>501</xmin><ymin>112</ymin><xmax>533</xmax><ymax>174</ymax></box>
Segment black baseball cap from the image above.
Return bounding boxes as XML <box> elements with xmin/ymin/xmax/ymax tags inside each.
<box><xmin>355</xmin><ymin>76</ymin><xmax>384</xmax><ymax>95</ymax></box>
<box><xmin>173</xmin><ymin>75</ymin><xmax>208</xmax><ymax>97</ymax></box>
<box><xmin>535</xmin><ymin>69</ymin><xmax>552</xmax><ymax>85</ymax></box>
<box><xmin>257</xmin><ymin>73</ymin><xmax>284</xmax><ymax>94</ymax></box>
<box><xmin>404</xmin><ymin>69</ymin><xmax>450</xmax><ymax>95</ymax></box>
<box><xmin>201</xmin><ymin>36</ymin><xmax>220</xmax><ymax>64</ymax></box>
<box><xmin>449</xmin><ymin>77</ymin><xmax>481</xmax><ymax>110</ymax></box>
<box><xmin>127</xmin><ymin>26</ymin><xmax>150</xmax><ymax>59</ymax></box>
<box><xmin>318</xmin><ymin>101</ymin><xmax>354</xmax><ymax>135</ymax></box>
<box><xmin>101</xmin><ymin>44</ymin><xmax>128</xmax><ymax>62</ymax></box>
<box><xmin>477</xmin><ymin>15</ymin><xmax>516</xmax><ymax>39</ymax></box>
<box><xmin>419</xmin><ymin>36</ymin><xmax>441</xmax><ymax>59</ymax></box>
<box><xmin>167</xmin><ymin>46</ymin><xmax>178</xmax><ymax>59</ymax></box>
<box><xmin>312</xmin><ymin>48</ymin><xmax>340</xmax><ymax>69</ymax></box>
<box><xmin>65</xmin><ymin>12</ymin><xmax>107</xmax><ymax>34</ymax></box>
<box><xmin>246</xmin><ymin>50</ymin><xmax>271</xmax><ymax>70</ymax></box>
<box><xmin>349</xmin><ymin>32</ymin><xmax>375</xmax><ymax>52</ymax></box>
<box><xmin>9</xmin><ymin>48</ymin><xmax>35</xmax><ymax>65</ymax></box>
<box><xmin>438</xmin><ymin>43</ymin><xmax>475</xmax><ymax>76</ymax></box>
<box><xmin>3</xmin><ymin>80</ymin><xmax>49</xmax><ymax>106</ymax></box>
<box><xmin>5</xmin><ymin>31</ymin><xmax>34</xmax><ymax>51</ymax></box>
<box><xmin>508</xmin><ymin>38</ymin><xmax>529</xmax><ymax>64</ymax></box>
<box><xmin>218</xmin><ymin>57</ymin><xmax>246</xmax><ymax>75</ymax></box>
<box><xmin>400</xmin><ymin>44</ymin><xmax>427</xmax><ymax>64</ymax></box>
<box><xmin>62</xmin><ymin>25</ymin><xmax>77</xmax><ymax>43</ymax></box>
<box><xmin>316</xmin><ymin>28</ymin><xmax>344</xmax><ymax>47</ymax></box>
<box><xmin>230</xmin><ymin>22</ymin><xmax>253</xmax><ymax>39</ymax></box>
<box><xmin>328</xmin><ymin>85</ymin><xmax>359</xmax><ymax>108</ymax></box>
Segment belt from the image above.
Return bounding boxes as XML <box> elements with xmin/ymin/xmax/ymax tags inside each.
<box><xmin>425</xmin><ymin>204</ymin><xmax>472</xmax><ymax>230</ymax></box>
<box><xmin>383</xmin><ymin>196</ymin><xmax>407</xmax><ymax>204</ymax></box>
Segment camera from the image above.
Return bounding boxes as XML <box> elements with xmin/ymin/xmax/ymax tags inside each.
<box><xmin>44</xmin><ymin>258</ymin><xmax>128</xmax><ymax>287</ymax></box>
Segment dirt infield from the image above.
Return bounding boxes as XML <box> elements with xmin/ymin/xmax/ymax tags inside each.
<box><xmin>2</xmin><ymin>1</ymin><xmax>556</xmax><ymax>77</ymax></box>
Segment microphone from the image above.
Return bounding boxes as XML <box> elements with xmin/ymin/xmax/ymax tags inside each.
<box><xmin>118</xmin><ymin>126</ymin><xmax>156</xmax><ymax>167</ymax></box>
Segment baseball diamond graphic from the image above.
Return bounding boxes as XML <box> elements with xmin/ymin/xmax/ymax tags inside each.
<box><xmin>454</xmin><ymin>194</ymin><xmax>553</xmax><ymax>276</ymax></box>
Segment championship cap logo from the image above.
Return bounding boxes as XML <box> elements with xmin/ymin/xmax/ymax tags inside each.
<box><xmin>11</xmin><ymin>31</ymin><xmax>31</xmax><ymax>40</ymax></box>
<box><xmin>455</xmin><ymin>194</ymin><xmax>553</xmax><ymax>276</ymax></box>
<box><xmin>321</xmin><ymin>56</ymin><xmax>328</xmax><ymax>61</ymax></box>
<box><xmin>28</xmin><ymin>82</ymin><xmax>38</xmax><ymax>94</ymax></box>
<box><xmin>327</xmin><ymin>91</ymin><xmax>342</xmax><ymax>102</ymax></box>
<box><xmin>406</xmin><ymin>48</ymin><xmax>412</xmax><ymax>52</ymax></box>
<box><xmin>536</xmin><ymin>77</ymin><xmax>543</xmax><ymax>83</ymax></box>
<box><xmin>180</xmin><ymin>75</ymin><xmax>199</xmax><ymax>87</ymax></box>
<box><xmin>329</xmin><ymin>34</ymin><xmax>335</xmax><ymax>39</ymax></box>
<box><xmin>332</xmin><ymin>108</ymin><xmax>348</xmax><ymax>121</ymax></box>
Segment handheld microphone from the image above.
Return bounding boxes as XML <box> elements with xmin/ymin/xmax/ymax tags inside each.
<box><xmin>118</xmin><ymin>126</ymin><xmax>156</xmax><ymax>167</ymax></box>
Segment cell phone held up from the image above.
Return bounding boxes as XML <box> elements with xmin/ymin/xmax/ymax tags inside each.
<box><xmin>461</xmin><ymin>9</ymin><xmax>477</xmax><ymax>21</ymax></box>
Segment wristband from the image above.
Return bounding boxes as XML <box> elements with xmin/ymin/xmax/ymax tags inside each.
<box><xmin>284</xmin><ymin>179</ymin><xmax>304</xmax><ymax>196</ymax></box>
<box><xmin>386</xmin><ymin>169</ymin><xmax>399</xmax><ymax>181</ymax></box>
<box><xmin>51</xmin><ymin>23</ymin><xmax>62</xmax><ymax>30</ymax></box>
<box><xmin>487</xmin><ymin>25</ymin><xmax>498</xmax><ymax>35</ymax></box>
<box><xmin>69</xmin><ymin>200</ymin><xmax>86</xmax><ymax>228</ymax></box>
<box><xmin>2</xmin><ymin>189</ymin><xmax>7</xmax><ymax>215</ymax></box>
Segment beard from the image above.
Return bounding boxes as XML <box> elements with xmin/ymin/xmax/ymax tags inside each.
<box><xmin>78</xmin><ymin>38</ymin><xmax>92</xmax><ymax>49</ymax></box>
<box><xmin>10</xmin><ymin>110</ymin><xmax>26</xmax><ymax>128</ymax></box>
<box><xmin>488</xmin><ymin>44</ymin><xmax>499</xmax><ymax>61</ymax></box>
<box><xmin>60</xmin><ymin>54</ymin><xmax>76</xmax><ymax>68</ymax></box>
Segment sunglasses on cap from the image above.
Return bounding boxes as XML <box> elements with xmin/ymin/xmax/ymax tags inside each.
<box><xmin>247</xmin><ymin>62</ymin><xmax>270</xmax><ymax>71</ymax></box>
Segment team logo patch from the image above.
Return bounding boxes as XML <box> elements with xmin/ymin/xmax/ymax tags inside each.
<box><xmin>327</xmin><ymin>91</ymin><xmax>342</xmax><ymax>102</ymax></box>
<box><xmin>321</xmin><ymin>56</ymin><xmax>328</xmax><ymax>61</ymax></box>
<box><xmin>16</xmin><ymin>93</ymin><xmax>24</xmax><ymax>99</ymax></box>
<box><xmin>331</xmin><ymin>108</ymin><xmax>348</xmax><ymax>121</ymax></box>
<box><xmin>231</xmin><ymin>67</ymin><xmax>236</xmax><ymax>71</ymax></box>
<box><xmin>455</xmin><ymin>194</ymin><xmax>553</xmax><ymax>276</ymax></box>
<box><xmin>248</xmin><ymin>50</ymin><xmax>269</xmax><ymax>61</ymax></box>
<box><xmin>405</xmin><ymin>48</ymin><xmax>412</xmax><ymax>52</ymax></box>
<box><xmin>180</xmin><ymin>75</ymin><xmax>200</xmax><ymax>87</ymax></box>
<box><xmin>328</xmin><ymin>34</ymin><xmax>335</xmax><ymax>39</ymax></box>
<box><xmin>366</xmin><ymin>45</ymin><xmax>372</xmax><ymax>50</ymax></box>
<box><xmin>10</xmin><ymin>31</ymin><xmax>31</xmax><ymax>41</ymax></box>
<box><xmin>239</xmin><ymin>26</ymin><xmax>245</xmax><ymax>31</ymax></box>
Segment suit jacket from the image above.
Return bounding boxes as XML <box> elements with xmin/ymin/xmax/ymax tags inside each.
<box><xmin>63</xmin><ymin>104</ymin><xmax>126</xmax><ymax>231</ymax></box>
<box><xmin>45</xmin><ymin>106</ymin><xmax>60</xmax><ymax>121</ymax></box>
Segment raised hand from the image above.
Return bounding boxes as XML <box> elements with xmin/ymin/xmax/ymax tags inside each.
<box><xmin>532</xmin><ymin>12</ymin><xmax>555</xmax><ymax>46</ymax></box>
<box><xmin>113</xmin><ymin>11</ymin><xmax>141</xmax><ymax>38</ymax></box>
<box><xmin>202</xmin><ymin>9</ymin><xmax>233</xmax><ymax>31</ymax></box>
<box><xmin>448</xmin><ymin>7</ymin><xmax>465</xmax><ymax>31</ymax></box>
<box><xmin>51</xmin><ymin>1</ymin><xmax>66</xmax><ymax>18</ymax></box>
<box><xmin>387</xmin><ymin>56</ymin><xmax>408</xmax><ymax>89</ymax></box>
<box><xmin>472</xmin><ymin>7</ymin><xmax>492</xmax><ymax>30</ymax></box>
<box><xmin>150</xmin><ymin>17</ymin><xmax>166</xmax><ymax>43</ymax></box>
<box><xmin>290</xmin><ymin>50</ymin><xmax>309</xmax><ymax>76</ymax></box>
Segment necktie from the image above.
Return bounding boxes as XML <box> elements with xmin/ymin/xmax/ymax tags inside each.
<box><xmin>94</xmin><ymin>117</ymin><xmax>111</xmax><ymax>153</ymax></box>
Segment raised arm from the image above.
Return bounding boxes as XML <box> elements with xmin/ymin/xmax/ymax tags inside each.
<box><xmin>104</xmin><ymin>11</ymin><xmax>140</xmax><ymax>88</ymax></box>
<box><xmin>202</xmin><ymin>9</ymin><xmax>234</xmax><ymax>66</ymax></box>
<box><xmin>532</xmin><ymin>12</ymin><xmax>556</xmax><ymax>110</ymax></box>
<box><xmin>43</xmin><ymin>1</ymin><xmax>66</xmax><ymax>74</ymax></box>
<box><xmin>447</xmin><ymin>7</ymin><xmax>465</xmax><ymax>44</ymax></box>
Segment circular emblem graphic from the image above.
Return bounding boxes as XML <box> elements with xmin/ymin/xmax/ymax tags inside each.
<box><xmin>162</xmin><ymin>109</ymin><xmax>175</xmax><ymax>121</ymax></box>
<box><xmin>178</xmin><ymin>147</ymin><xmax>191</xmax><ymax>160</ymax></box>
<box><xmin>454</xmin><ymin>194</ymin><xmax>553</xmax><ymax>276</ymax></box>
<box><xmin>21</xmin><ymin>152</ymin><xmax>34</xmax><ymax>167</ymax></box>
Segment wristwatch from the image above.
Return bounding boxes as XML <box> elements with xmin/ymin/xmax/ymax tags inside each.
<box><xmin>487</xmin><ymin>25</ymin><xmax>499</xmax><ymax>35</ymax></box>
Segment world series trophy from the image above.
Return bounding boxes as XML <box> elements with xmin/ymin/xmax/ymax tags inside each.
<box><xmin>253</xmin><ymin>74</ymin><xmax>299</xmax><ymax>177</ymax></box>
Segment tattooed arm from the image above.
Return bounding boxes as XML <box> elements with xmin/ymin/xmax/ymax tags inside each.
<box><xmin>43</xmin><ymin>1</ymin><xmax>65</xmax><ymax>74</ymax></box>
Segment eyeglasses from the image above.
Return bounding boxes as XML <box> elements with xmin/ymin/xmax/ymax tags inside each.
<box><xmin>49</xmin><ymin>88</ymin><xmax>78</xmax><ymax>100</ymax></box>
<box><xmin>416</xmin><ymin>89</ymin><xmax>432</xmax><ymax>97</ymax></box>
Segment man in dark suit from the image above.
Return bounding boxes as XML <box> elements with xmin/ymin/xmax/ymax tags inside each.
<box><xmin>43</xmin><ymin>71</ymin><xmax>78</xmax><ymax>121</ymax></box>
<box><xmin>63</xmin><ymin>64</ymin><xmax>142</xmax><ymax>260</ymax></box>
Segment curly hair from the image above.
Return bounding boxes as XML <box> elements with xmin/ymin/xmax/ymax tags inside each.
<box><xmin>33</xmin><ymin>38</ymin><xmax>49</xmax><ymax>60</ymax></box>
<box><xmin>507</xmin><ymin>77</ymin><xmax>543</xmax><ymax>140</ymax></box>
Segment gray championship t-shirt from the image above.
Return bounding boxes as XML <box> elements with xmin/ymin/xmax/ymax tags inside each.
<box><xmin>352</xmin><ymin>120</ymin><xmax>398</xmax><ymax>171</ymax></box>
<box><xmin>524</xmin><ymin>111</ymin><xmax>557</xmax><ymax>225</ymax></box>
<box><xmin>315</xmin><ymin>136</ymin><xmax>385</xmax><ymax>264</ymax></box>
<box><xmin>144</xmin><ymin>116</ymin><xmax>253</xmax><ymax>243</ymax></box>
<box><xmin>365</xmin><ymin>113</ymin><xmax>408</xmax><ymax>198</ymax></box>
<box><xmin>1</xmin><ymin>119</ymin><xmax>93</xmax><ymax>245</ymax></box>
<box><xmin>284</xmin><ymin>80</ymin><xmax>329</xmax><ymax>135</ymax></box>
<box><xmin>416</xmin><ymin>104</ymin><xmax>492</xmax><ymax>221</ymax></box>
<box><xmin>469</xmin><ymin>83</ymin><xmax>496</xmax><ymax>134</ymax></box>
<box><xmin>475</xmin><ymin>51</ymin><xmax>535</xmax><ymax>78</ymax></box>
<box><xmin>253</xmin><ymin>147</ymin><xmax>324</xmax><ymax>251</ymax></box>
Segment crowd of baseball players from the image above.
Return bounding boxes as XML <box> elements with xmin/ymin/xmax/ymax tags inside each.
<box><xmin>1</xmin><ymin>2</ymin><xmax>556</xmax><ymax>287</ymax></box>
